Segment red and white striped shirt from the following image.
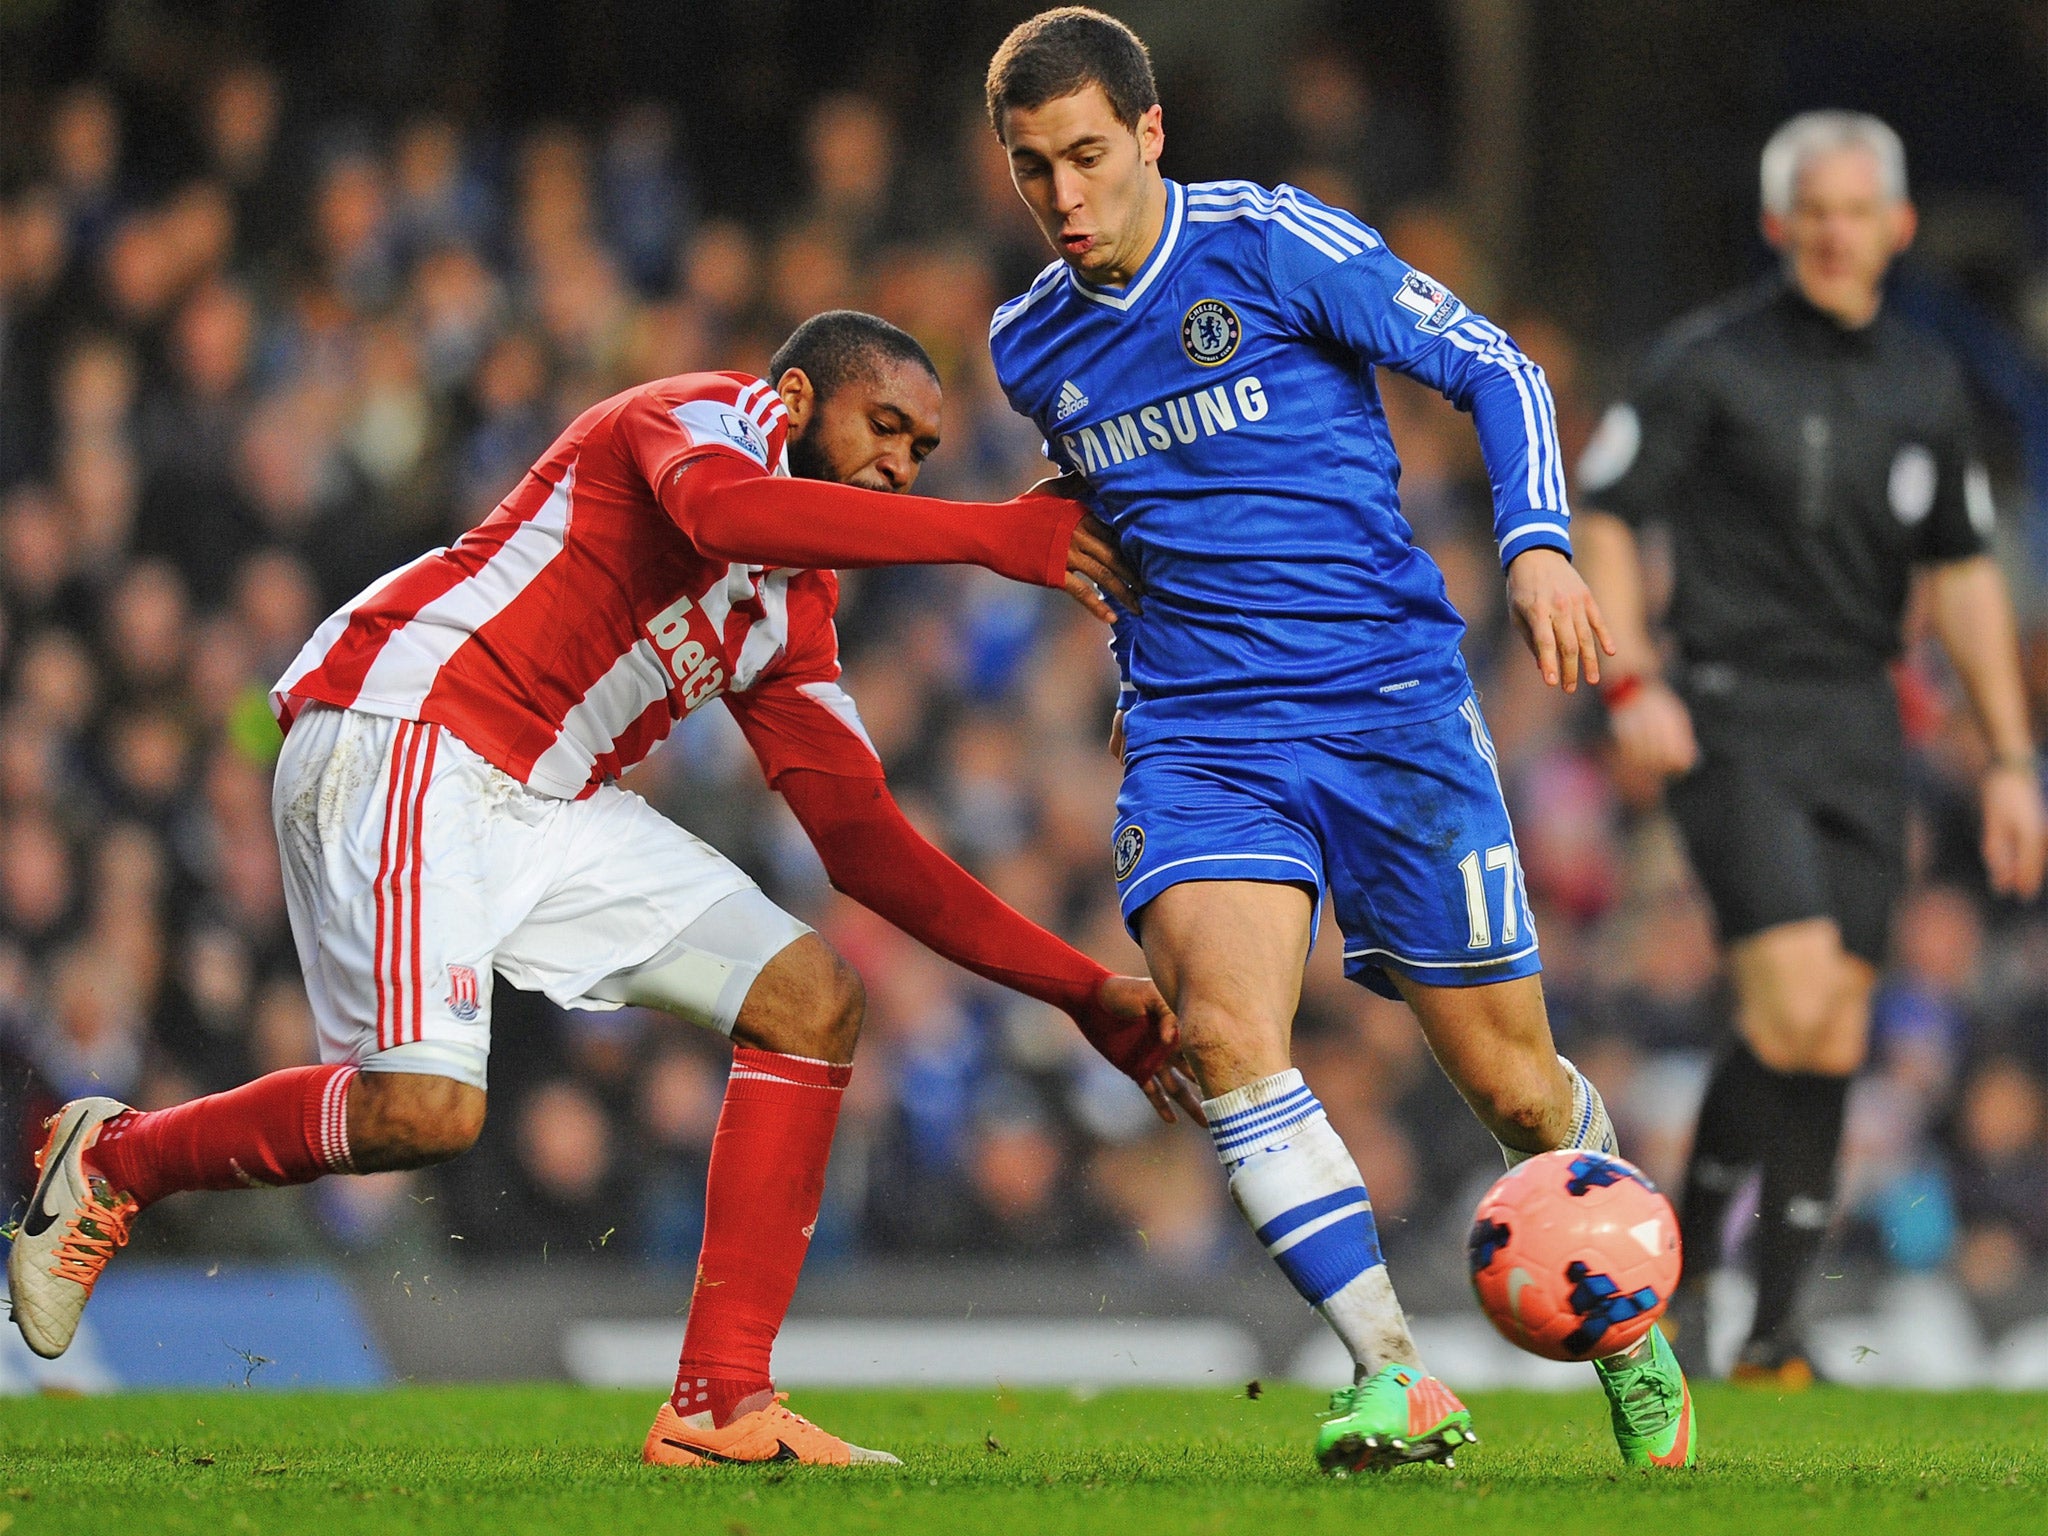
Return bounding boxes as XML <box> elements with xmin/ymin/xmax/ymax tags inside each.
<box><xmin>274</xmin><ymin>372</ymin><xmax>885</xmax><ymax>798</ymax></box>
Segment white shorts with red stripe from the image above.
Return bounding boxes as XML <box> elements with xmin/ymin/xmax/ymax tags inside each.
<box><xmin>272</xmin><ymin>703</ymin><xmax>808</xmax><ymax>1089</ymax></box>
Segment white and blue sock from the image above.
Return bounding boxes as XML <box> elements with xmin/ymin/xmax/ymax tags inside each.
<box><xmin>1495</xmin><ymin>1056</ymin><xmax>1658</xmax><ymax>1365</ymax></box>
<box><xmin>1205</xmin><ymin>1069</ymin><xmax>1422</xmax><ymax>1380</ymax></box>
<box><xmin>1499</xmin><ymin>1054</ymin><xmax>1618</xmax><ymax>1168</ymax></box>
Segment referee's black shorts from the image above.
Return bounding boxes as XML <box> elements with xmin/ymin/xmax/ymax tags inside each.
<box><xmin>1664</xmin><ymin>667</ymin><xmax>1905</xmax><ymax>966</ymax></box>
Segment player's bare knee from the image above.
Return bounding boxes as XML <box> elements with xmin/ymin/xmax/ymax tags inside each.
<box><xmin>1482</xmin><ymin>1077</ymin><xmax>1560</xmax><ymax>1149</ymax></box>
<box><xmin>1806</xmin><ymin>1012</ymin><xmax>1869</xmax><ymax>1077</ymax></box>
<box><xmin>347</xmin><ymin>1072</ymin><xmax>487</xmax><ymax>1170</ymax></box>
<box><xmin>1174</xmin><ymin>1003</ymin><xmax>1289</xmax><ymax>1095</ymax></box>
<box><xmin>1452</xmin><ymin>1045</ymin><xmax>1569</xmax><ymax>1150</ymax></box>
<box><xmin>1743</xmin><ymin>986</ymin><xmax>1835</xmax><ymax>1069</ymax></box>
<box><xmin>1171</xmin><ymin>999</ymin><xmax>1233</xmax><ymax>1049</ymax></box>
<box><xmin>812</xmin><ymin>949</ymin><xmax>865</xmax><ymax>1061</ymax></box>
<box><xmin>735</xmin><ymin>935</ymin><xmax>864</xmax><ymax>1063</ymax></box>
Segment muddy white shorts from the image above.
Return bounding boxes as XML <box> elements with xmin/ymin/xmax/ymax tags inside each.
<box><xmin>272</xmin><ymin>703</ymin><xmax>810</xmax><ymax>1089</ymax></box>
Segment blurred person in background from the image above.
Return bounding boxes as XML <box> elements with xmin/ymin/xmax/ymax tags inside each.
<box><xmin>200</xmin><ymin>63</ymin><xmax>296</xmax><ymax>265</ymax></box>
<box><xmin>13</xmin><ymin>309</ymin><xmax>1193</xmax><ymax>1471</ymax></box>
<box><xmin>494</xmin><ymin>1077</ymin><xmax>631</xmax><ymax>1256</ymax></box>
<box><xmin>960</xmin><ymin>1080</ymin><xmax>1090</xmax><ymax>1255</ymax></box>
<box><xmin>1952</xmin><ymin>1057</ymin><xmax>2048</xmax><ymax>1300</ymax></box>
<box><xmin>1576</xmin><ymin>111</ymin><xmax>2048</xmax><ymax>1385</ymax></box>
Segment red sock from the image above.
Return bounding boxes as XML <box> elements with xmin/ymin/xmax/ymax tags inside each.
<box><xmin>84</xmin><ymin>1065</ymin><xmax>359</xmax><ymax>1208</ymax></box>
<box><xmin>672</xmin><ymin>1047</ymin><xmax>850</xmax><ymax>1426</ymax></box>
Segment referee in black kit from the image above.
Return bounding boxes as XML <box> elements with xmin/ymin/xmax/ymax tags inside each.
<box><xmin>1576</xmin><ymin>111</ymin><xmax>2048</xmax><ymax>1384</ymax></box>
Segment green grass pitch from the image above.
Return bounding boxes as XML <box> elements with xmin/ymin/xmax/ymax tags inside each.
<box><xmin>0</xmin><ymin>1384</ymin><xmax>2042</xmax><ymax>1534</ymax></box>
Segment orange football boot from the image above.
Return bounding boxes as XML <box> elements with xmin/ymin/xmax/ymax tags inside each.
<box><xmin>643</xmin><ymin>1393</ymin><xmax>900</xmax><ymax>1467</ymax></box>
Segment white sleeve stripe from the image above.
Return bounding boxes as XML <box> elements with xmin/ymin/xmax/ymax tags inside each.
<box><xmin>1186</xmin><ymin>187</ymin><xmax>1364</xmax><ymax>254</ymax></box>
<box><xmin>1536</xmin><ymin>371</ymin><xmax>1563</xmax><ymax>510</ymax></box>
<box><xmin>1185</xmin><ymin>205</ymin><xmax>1350</xmax><ymax>263</ymax></box>
<box><xmin>1444</xmin><ymin>318</ymin><xmax>1566</xmax><ymax>512</ymax></box>
<box><xmin>1274</xmin><ymin>193</ymin><xmax>1364</xmax><ymax>254</ymax></box>
<box><xmin>1276</xmin><ymin>189</ymin><xmax>1379</xmax><ymax>251</ymax></box>
<box><xmin>1454</xmin><ymin>317</ymin><xmax>1548</xmax><ymax>501</ymax></box>
<box><xmin>989</xmin><ymin>288</ymin><xmax>1049</xmax><ymax>338</ymax></box>
<box><xmin>1462</xmin><ymin>317</ymin><xmax>1568</xmax><ymax>513</ymax></box>
<box><xmin>1186</xmin><ymin>183</ymin><xmax>1380</xmax><ymax>253</ymax></box>
<box><xmin>1474</xmin><ymin>334</ymin><xmax>1558</xmax><ymax>513</ymax></box>
<box><xmin>1182</xmin><ymin>185</ymin><xmax>1262</xmax><ymax>207</ymax></box>
<box><xmin>1535</xmin><ymin>371</ymin><xmax>1568</xmax><ymax>512</ymax></box>
<box><xmin>1264</xmin><ymin>210</ymin><xmax>1353</xmax><ymax>262</ymax></box>
<box><xmin>1439</xmin><ymin>324</ymin><xmax>1549</xmax><ymax>509</ymax></box>
<box><xmin>1499</xmin><ymin>522</ymin><xmax>1573</xmax><ymax>556</ymax></box>
<box><xmin>1306</xmin><ymin>198</ymin><xmax>1378</xmax><ymax>244</ymax></box>
<box><xmin>1459</xmin><ymin>316</ymin><xmax>1566</xmax><ymax>511</ymax></box>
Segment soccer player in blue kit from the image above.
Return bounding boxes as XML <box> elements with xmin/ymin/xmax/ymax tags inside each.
<box><xmin>983</xmin><ymin>10</ymin><xmax>1695</xmax><ymax>1472</ymax></box>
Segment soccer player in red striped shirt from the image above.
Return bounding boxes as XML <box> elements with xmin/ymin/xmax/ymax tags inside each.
<box><xmin>12</xmin><ymin>310</ymin><xmax>1196</xmax><ymax>1467</ymax></box>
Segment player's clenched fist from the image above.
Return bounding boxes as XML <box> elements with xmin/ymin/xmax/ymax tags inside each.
<box><xmin>1506</xmin><ymin>547</ymin><xmax>1616</xmax><ymax>693</ymax></box>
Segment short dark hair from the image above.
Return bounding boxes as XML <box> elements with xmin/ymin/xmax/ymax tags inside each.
<box><xmin>768</xmin><ymin>310</ymin><xmax>938</xmax><ymax>402</ymax></box>
<box><xmin>985</xmin><ymin>7</ymin><xmax>1158</xmax><ymax>138</ymax></box>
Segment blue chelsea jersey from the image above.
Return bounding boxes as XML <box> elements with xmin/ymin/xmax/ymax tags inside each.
<box><xmin>988</xmin><ymin>179</ymin><xmax>1572</xmax><ymax>749</ymax></box>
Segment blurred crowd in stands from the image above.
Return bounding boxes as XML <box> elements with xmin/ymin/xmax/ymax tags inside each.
<box><xmin>4</xmin><ymin>45</ymin><xmax>2048</xmax><ymax>1321</ymax></box>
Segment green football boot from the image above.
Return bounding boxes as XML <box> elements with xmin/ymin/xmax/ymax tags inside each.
<box><xmin>1315</xmin><ymin>1363</ymin><xmax>1476</xmax><ymax>1475</ymax></box>
<box><xmin>1593</xmin><ymin>1325</ymin><xmax>1697</xmax><ymax>1468</ymax></box>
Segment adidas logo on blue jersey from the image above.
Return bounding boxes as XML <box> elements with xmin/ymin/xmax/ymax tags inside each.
<box><xmin>1053</xmin><ymin>380</ymin><xmax>1090</xmax><ymax>422</ymax></box>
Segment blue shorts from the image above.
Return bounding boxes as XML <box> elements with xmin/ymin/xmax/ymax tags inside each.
<box><xmin>1112</xmin><ymin>694</ymin><xmax>1540</xmax><ymax>1000</ymax></box>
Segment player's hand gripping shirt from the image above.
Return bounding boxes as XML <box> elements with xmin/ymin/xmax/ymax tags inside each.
<box><xmin>990</xmin><ymin>180</ymin><xmax>1570</xmax><ymax>748</ymax></box>
<box><xmin>274</xmin><ymin>372</ymin><xmax>884</xmax><ymax>799</ymax></box>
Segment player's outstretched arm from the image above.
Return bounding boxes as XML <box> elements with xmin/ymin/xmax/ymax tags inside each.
<box><xmin>777</xmin><ymin>767</ymin><xmax>1202</xmax><ymax>1123</ymax></box>
<box><xmin>1505</xmin><ymin>546</ymin><xmax>1616</xmax><ymax>694</ymax></box>
<box><xmin>664</xmin><ymin>455</ymin><xmax>1138</xmax><ymax>612</ymax></box>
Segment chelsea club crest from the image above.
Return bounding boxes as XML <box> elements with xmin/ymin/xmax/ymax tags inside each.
<box><xmin>1114</xmin><ymin>824</ymin><xmax>1145</xmax><ymax>882</ymax></box>
<box><xmin>1181</xmin><ymin>299</ymin><xmax>1241</xmax><ymax>366</ymax></box>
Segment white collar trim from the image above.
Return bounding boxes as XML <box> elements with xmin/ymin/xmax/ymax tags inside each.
<box><xmin>1068</xmin><ymin>181</ymin><xmax>1183</xmax><ymax>314</ymax></box>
